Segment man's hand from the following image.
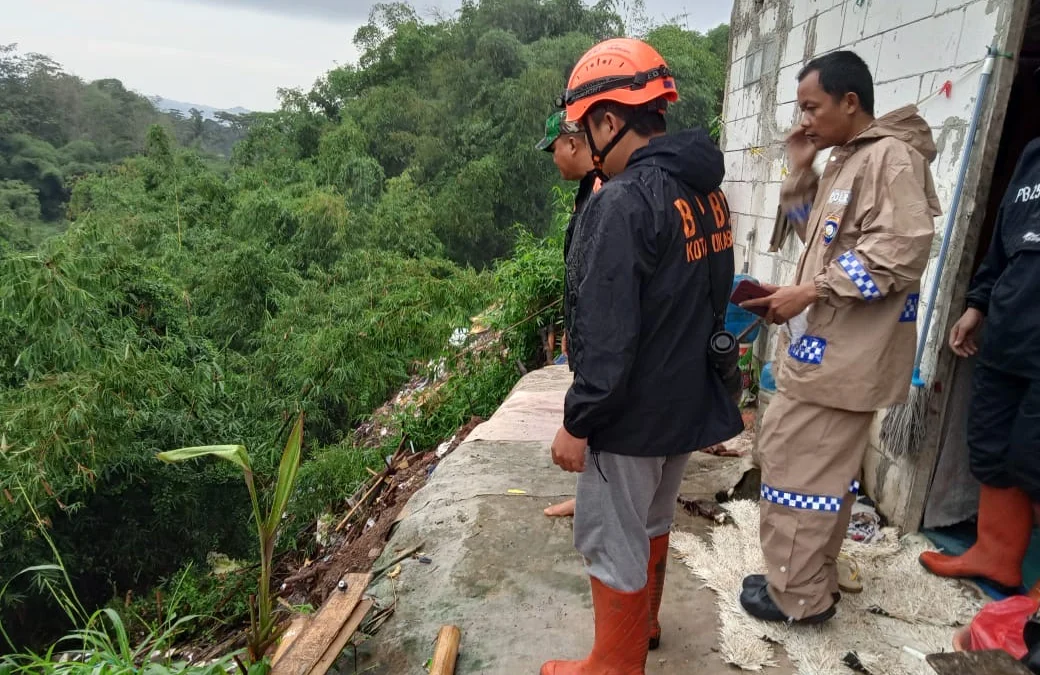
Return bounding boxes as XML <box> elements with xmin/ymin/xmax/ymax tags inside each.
<box><xmin>786</xmin><ymin>126</ymin><xmax>816</xmax><ymax>172</ymax></box>
<box><xmin>551</xmin><ymin>426</ymin><xmax>587</xmax><ymax>473</ymax></box>
<box><xmin>741</xmin><ymin>282</ymin><xmax>817</xmax><ymax>325</ymax></box>
<box><xmin>950</xmin><ymin>308</ymin><xmax>984</xmax><ymax>358</ymax></box>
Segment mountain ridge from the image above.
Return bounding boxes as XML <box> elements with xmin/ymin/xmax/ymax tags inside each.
<box><xmin>149</xmin><ymin>95</ymin><xmax>252</xmax><ymax>121</ymax></box>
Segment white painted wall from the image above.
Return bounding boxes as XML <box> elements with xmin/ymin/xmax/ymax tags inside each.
<box><xmin>723</xmin><ymin>0</ymin><xmax>1014</xmax><ymax>525</ymax></box>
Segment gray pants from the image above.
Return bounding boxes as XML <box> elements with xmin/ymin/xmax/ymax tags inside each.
<box><xmin>574</xmin><ymin>450</ymin><xmax>691</xmax><ymax>592</ymax></box>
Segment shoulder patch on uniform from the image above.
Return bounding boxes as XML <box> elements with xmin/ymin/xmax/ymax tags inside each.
<box><xmin>822</xmin><ymin>215</ymin><xmax>840</xmax><ymax>245</ymax></box>
<box><xmin>788</xmin><ymin>335</ymin><xmax>827</xmax><ymax>365</ymax></box>
<box><xmin>899</xmin><ymin>294</ymin><xmax>919</xmax><ymax>323</ymax></box>
<box><xmin>828</xmin><ymin>189</ymin><xmax>851</xmax><ymax>206</ymax></box>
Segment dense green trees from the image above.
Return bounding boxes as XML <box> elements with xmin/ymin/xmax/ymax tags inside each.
<box><xmin>0</xmin><ymin>45</ymin><xmax>246</xmax><ymax>247</ymax></box>
<box><xmin>0</xmin><ymin>0</ymin><xmax>729</xmax><ymax>650</ymax></box>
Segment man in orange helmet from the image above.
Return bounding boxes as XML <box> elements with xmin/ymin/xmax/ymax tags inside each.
<box><xmin>543</xmin><ymin>38</ymin><xmax>742</xmax><ymax>674</ymax></box>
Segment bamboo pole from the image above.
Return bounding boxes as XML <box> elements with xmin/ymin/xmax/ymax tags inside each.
<box><xmin>429</xmin><ymin>625</ymin><xmax>461</xmax><ymax>675</ymax></box>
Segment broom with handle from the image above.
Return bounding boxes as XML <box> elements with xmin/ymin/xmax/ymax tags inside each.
<box><xmin>880</xmin><ymin>47</ymin><xmax>998</xmax><ymax>457</ymax></box>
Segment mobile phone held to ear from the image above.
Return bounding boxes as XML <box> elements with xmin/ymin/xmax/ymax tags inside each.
<box><xmin>729</xmin><ymin>279</ymin><xmax>773</xmax><ymax>317</ymax></box>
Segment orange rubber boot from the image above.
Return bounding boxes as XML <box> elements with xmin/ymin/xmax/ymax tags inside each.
<box><xmin>919</xmin><ymin>485</ymin><xmax>1033</xmax><ymax>591</ymax></box>
<box><xmin>648</xmin><ymin>534</ymin><xmax>669</xmax><ymax>651</ymax></box>
<box><xmin>540</xmin><ymin>577</ymin><xmax>650</xmax><ymax>675</ymax></box>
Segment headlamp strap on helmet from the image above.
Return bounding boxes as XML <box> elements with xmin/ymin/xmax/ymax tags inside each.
<box><xmin>561</xmin><ymin>65</ymin><xmax>672</xmax><ymax>107</ymax></box>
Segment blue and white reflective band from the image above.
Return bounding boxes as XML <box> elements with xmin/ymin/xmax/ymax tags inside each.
<box><xmin>761</xmin><ymin>480</ymin><xmax>862</xmax><ymax>512</ymax></box>
<box><xmin>899</xmin><ymin>294</ymin><xmax>919</xmax><ymax>323</ymax></box>
<box><xmin>789</xmin><ymin>335</ymin><xmax>826</xmax><ymax>365</ymax></box>
<box><xmin>837</xmin><ymin>250</ymin><xmax>881</xmax><ymax>300</ymax></box>
<box><xmin>760</xmin><ymin>483</ymin><xmax>842</xmax><ymax>512</ymax></box>
<box><xmin>786</xmin><ymin>202</ymin><xmax>811</xmax><ymax>223</ymax></box>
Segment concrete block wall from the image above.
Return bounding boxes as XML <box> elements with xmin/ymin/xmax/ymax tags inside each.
<box><xmin>721</xmin><ymin>0</ymin><xmax>1015</xmax><ymax>526</ymax></box>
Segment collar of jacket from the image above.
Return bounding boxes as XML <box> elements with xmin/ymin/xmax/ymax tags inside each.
<box><xmin>834</xmin><ymin>104</ymin><xmax>937</xmax><ymax>162</ymax></box>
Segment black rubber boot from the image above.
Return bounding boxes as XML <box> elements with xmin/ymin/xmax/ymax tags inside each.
<box><xmin>742</xmin><ymin>574</ymin><xmax>840</xmax><ymax>604</ymax></box>
<box><xmin>739</xmin><ymin>582</ymin><xmax>836</xmax><ymax>625</ymax></box>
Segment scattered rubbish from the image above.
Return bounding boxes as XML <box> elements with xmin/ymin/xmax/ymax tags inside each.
<box><xmin>902</xmin><ymin>645</ymin><xmax>926</xmax><ymax>661</ymax></box>
<box><xmin>315</xmin><ymin>513</ymin><xmax>335</xmax><ymax>548</ymax></box>
<box><xmin>373</xmin><ymin>542</ymin><xmax>426</xmax><ymax>581</ymax></box>
<box><xmin>677</xmin><ymin>496</ymin><xmax>733</xmax><ymax>525</ymax></box>
<box><xmin>418</xmin><ymin>557</ymin><xmax>432</xmax><ymax>564</ymax></box>
<box><xmin>205</xmin><ymin>551</ymin><xmax>244</xmax><ymax>575</ymax></box>
<box><xmin>961</xmin><ymin>594</ymin><xmax>1037</xmax><ymax>658</ymax></box>
<box><xmin>428</xmin><ymin>625</ymin><xmax>462</xmax><ymax>675</ymax></box>
<box><xmin>449</xmin><ymin>327</ymin><xmax>469</xmax><ymax>347</ymax></box>
<box><xmin>837</xmin><ymin>553</ymin><xmax>863</xmax><ymax>594</ymax></box>
<box><xmin>507</xmin><ymin>488</ymin><xmax>527</xmax><ymax>495</ymax></box>
<box><xmin>842</xmin><ymin>651</ymin><xmax>874</xmax><ymax>674</ymax></box>
<box><xmin>701</xmin><ymin>443</ymin><xmax>741</xmax><ymax>458</ymax></box>
<box><xmin>360</xmin><ymin>600</ymin><xmax>398</xmax><ymax>639</ymax></box>
<box><xmin>847</xmin><ymin>496</ymin><xmax>882</xmax><ymax>543</ymax></box>
<box><xmin>387</xmin><ymin>564</ymin><xmax>402</xmax><ymax>580</ymax></box>
<box><xmin>364</xmin><ymin>518</ymin><xmax>377</xmax><ymax>531</ymax></box>
<box><xmin>435</xmin><ymin>437</ymin><xmax>454</xmax><ymax>458</ymax></box>
<box><xmin>716</xmin><ymin>465</ymin><xmax>761</xmax><ymax>504</ymax></box>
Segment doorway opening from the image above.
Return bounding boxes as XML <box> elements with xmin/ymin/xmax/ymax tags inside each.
<box><xmin>921</xmin><ymin>0</ymin><xmax>1040</xmax><ymax>598</ymax></box>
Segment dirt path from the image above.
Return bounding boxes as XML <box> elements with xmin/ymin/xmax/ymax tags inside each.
<box><xmin>346</xmin><ymin>366</ymin><xmax>795</xmax><ymax>675</ymax></box>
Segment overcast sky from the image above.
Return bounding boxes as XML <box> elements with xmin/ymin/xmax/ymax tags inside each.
<box><xmin>3</xmin><ymin>0</ymin><xmax>732</xmax><ymax>111</ymax></box>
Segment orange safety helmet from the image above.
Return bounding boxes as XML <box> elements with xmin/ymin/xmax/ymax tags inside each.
<box><xmin>561</xmin><ymin>38</ymin><xmax>678</xmax><ymax>123</ymax></box>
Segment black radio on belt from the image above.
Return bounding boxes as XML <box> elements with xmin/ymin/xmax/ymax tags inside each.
<box><xmin>708</xmin><ymin>328</ymin><xmax>742</xmax><ymax>402</ymax></box>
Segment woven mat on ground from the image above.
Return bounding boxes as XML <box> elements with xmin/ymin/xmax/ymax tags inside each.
<box><xmin>671</xmin><ymin>500</ymin><xmax>984</xmax><ymax>675</ymax></box>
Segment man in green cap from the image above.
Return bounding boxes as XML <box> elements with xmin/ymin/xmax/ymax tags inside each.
<box><xmin>537</xmin><ymin>109</ymin><xmax>600</xmax><ymax>518</ymax></box>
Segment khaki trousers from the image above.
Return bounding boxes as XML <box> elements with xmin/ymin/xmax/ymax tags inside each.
<box><xmin>758</xmin><ymin>392</ymin><xmax>874</xmax><ymax>618</ymax></box>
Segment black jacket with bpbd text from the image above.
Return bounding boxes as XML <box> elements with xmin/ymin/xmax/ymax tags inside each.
<box><xmin>563</xmin><ymin>129</ymin><xmax>744</xmax><ymax>457</ymax></box>
<box><xmin>967</xmin><ymin>137</ymin><xmax>1040</xmax><ymax>377</ymax></box>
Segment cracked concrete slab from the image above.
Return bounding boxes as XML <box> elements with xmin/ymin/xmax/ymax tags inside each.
<box><xmin>347</xmin><ymin>366</ymin><xmax>793</xmax><ymax>675</ymax></box>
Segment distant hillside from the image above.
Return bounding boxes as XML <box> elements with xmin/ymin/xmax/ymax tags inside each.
<box><xmin>149</xmin><ymin>96</ymin><xmax>252</xmax><ymax>121</ymax></box>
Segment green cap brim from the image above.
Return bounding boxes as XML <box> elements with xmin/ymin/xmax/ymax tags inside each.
<box><xmin>535</xmin><ymin>135</ymin><xmax>555</xmax><ymax>152</ymax></box>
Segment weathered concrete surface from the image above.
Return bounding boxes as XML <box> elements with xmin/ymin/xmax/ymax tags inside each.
<box><xmin>349</xmin><ymin>366</ymin><xmax>791</xmax><ymax>674</ymax></box>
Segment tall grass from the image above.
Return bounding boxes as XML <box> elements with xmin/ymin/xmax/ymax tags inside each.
<box><xmin>0</xmin><ymin>494</ymin><xmax>241</xmax><ymax>675</ymax></box>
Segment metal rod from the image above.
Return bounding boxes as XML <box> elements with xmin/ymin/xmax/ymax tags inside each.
<box><xmin>911</xmin><ymin>47</ymin><xmax>997</xmax><ymax>387</ymax></box>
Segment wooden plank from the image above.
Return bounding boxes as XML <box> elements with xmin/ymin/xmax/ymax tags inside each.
<box><xmin>926</xmin><ymin>650</ymin><xmax>1032</xmax><ymax>675</ymax></box>
<box><xmin>308</xmin><ymin>598</ymin><xmax>374</xmax><ymax>675</ymax></box>
<box><xmin>429</xmin><ymin>625</ymin><xmax>461</xmax><ymax>675</ymax></box>
<box><xmin>271</xmin><ymin>614</ymin><xmax>311</xmax><ymax>665</ymax></box>
<box><xmin>271</xmin><ymin>573</ymin><xmax>371</xmax><ymax>675</ymax></box>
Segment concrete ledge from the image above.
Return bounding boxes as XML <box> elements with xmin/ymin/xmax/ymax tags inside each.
<box><xmin>351</xmin><ymin>366</ymin><xmax>786</xmax><ymax>675</ymax></box>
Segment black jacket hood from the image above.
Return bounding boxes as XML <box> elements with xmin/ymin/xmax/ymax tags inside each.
<box><xmin>627</xmin><ymin>128</ymin><xmax>725</xmax><ymax>194</ymax></box>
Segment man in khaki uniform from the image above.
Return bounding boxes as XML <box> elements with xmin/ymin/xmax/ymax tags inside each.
<box><xmin>740</xmin><ymin>50</ymin><xmax>940</xmax><ymax>623</ymax></box>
